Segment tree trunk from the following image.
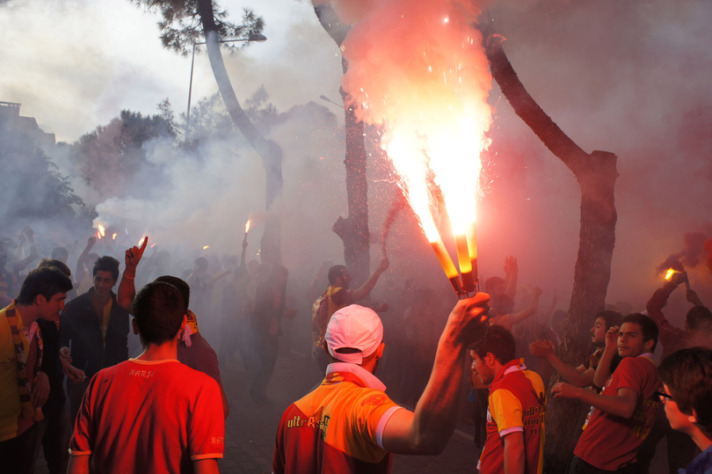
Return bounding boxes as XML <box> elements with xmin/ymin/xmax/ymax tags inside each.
<box><xmin>483</xmin><ymin>33</ymin><xmax>618</xmax><ymax>472</ymax></box>
<box><xmin>197</xmin><ymin>0</ymin><xmax>283</xmax><ymax>265</ymax></box>
<box><xmin>313</xmin><ymin>2</ymin><xmax>371</xmax><ymax>286</ymax></box>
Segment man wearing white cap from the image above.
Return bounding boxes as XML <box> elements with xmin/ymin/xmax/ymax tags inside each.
<box><xmin>272</xmin><ymin>294</ymin><xmax>489</xmax><ymax>473</ymax></box>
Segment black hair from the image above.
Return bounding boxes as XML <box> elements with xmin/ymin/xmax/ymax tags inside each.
<box><xmin>595</xmin><ymin>310</ymin><xmax>623</xmax><ymax>330</ymax></box>
<box><xmin>327</xmin><ymin>265</ymin><xmax>347</xmax><ymax>285</ymax></box>
<box><xmin>686</xmin><ymin>306</ymin><xmax>712</xmax><ymax>332</ymax></box>
<box><xmin>469</xmin><ymin>324</ymin><xmax>516</xmax><ymax>365</ymax></box>
<box><xmin>93</xmin><ymin>256</ymin><xmax>120</xmax><ymax>281</ymax></box>
<box><xmin>659</xmin><ymin>347</ymin><xmax>712</xmax><ymax>438</ymax></box>
<box><xmin>132</xmin><ymin>281</ymin><xmax>185</xmax><ymax>345</ymax></box>
<box><xmin>16</xmin><ymin>267</ymin><xmax>73</xmax><ymax>305</ymax></box>
<box><xmin>36</xmin><ymin>258</ymin><xmax>71</xmax><ymax>278</ymax></box>
<box><xmin>154</xmin><ymin>275</ymin><xmax>190</xmax><ymax>309</ymax></box>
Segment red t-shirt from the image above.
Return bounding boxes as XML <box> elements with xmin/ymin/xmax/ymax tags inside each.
<box><xmin>70</xmin><ymin>359</ymin><xmax>224</xmax><ymax>473</ymax></box>
<box><xmin>479</xmin><ymin>360</ymin><xmax>546</xmax><ymax>474</ymax></box>
<box><xmin>574</xmin><ymin>354</ymin><xmax>660</xmax><ymax>470</ymax></box>
<box><xmin>272</xmin><ymin>363</ymin><xmax>402</xmax><ymax>474</ymax></box>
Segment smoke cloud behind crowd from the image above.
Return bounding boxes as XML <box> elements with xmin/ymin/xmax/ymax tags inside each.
<box><xmin>0</xmin><ymin>0</ymin><xmax>711</xmax><ymax>328</ymax></box>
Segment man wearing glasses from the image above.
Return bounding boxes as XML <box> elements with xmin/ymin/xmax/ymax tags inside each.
<box><xmin>657</xmin><ymin>348</ymin><xmax>712</xmax><ymax>474</ymax></box>
<box><xmin>551</xmin><ymin>314</ymin><xmax>660</xmax><ymax>473</ymax></box>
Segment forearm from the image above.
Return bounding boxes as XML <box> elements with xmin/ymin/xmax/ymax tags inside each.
<box><xmin>352</xmin><ymin>270</ymin><xmax>383</xmax><ymax>301</ymax></box>
<box><xmin>117</xmin><ymin>268</ymin><xmax>137</xmax><ymax>311</ymax></box>
<box><xmin>548</xmin><ymin>356</ymin><xmax>592</xmax><ymax>387</ymax></box>
<box><xmin>568</xmin><ymin>386</ymin><xmax>635</xmax><ymax>418</ymax></box>
<box><xmin>409</xmin><ymin>329</ymin><xmax>466</xmax><ymax>451</ymax></box>
<box><xmin>504</xmin><ymin>272</ymin><xmax>518</xmax><ymax>302</ymax></box>
<box><xmin>592</xmin><ymin>346</ymin><xmax>616</xmax><ymax>388</ymax></box>
<box><xmin>503</xmin><ymin>432</ymin><xmax>525</xmax><ymax>474</ymax></box>
<box><xmin>646</xmin><ymin>283</ymin><xmax>676</xmax><ymax>321</ymax></box>
<box><xmin>67</xmin><ymin>455</ymin><xmax>90</xmax><ymax>474</ymax></box>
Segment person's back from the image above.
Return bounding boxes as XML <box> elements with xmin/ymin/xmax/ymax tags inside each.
<box><xmin>274</xmin><ymin>363</ymin><xmax>398</xmax><ymax>473</ymax></box>
<box><xmin>68</xmin><ymin>281</ymin><xmax>224</xmax><ymax>474</ymax></box>
<box><xmin>70</xmin><ymin>359</ymin><xmax>223</xmax><ymax>473</ymax></box>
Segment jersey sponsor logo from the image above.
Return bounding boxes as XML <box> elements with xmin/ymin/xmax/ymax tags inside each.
<box><xmin>286</xmin><ymin>414</ymin><xmax>330</xmax><ymax>438</ymax></box>
<box><xmin>129</xmin><ymin>368</ymin><xmax>155</xmax><ymax>379</ymax></box>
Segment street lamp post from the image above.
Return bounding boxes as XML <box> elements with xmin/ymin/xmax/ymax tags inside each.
<box><xmin>185</xmin><ymin>33</ymin><xmax>267</xmax><ymax>142</ymax></box>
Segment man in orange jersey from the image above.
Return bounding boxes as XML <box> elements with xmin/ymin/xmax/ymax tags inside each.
<box><xmin>273</xmin><ymin>295</ymin><xmax>489</xmax><ymax>473</ymax></box>
<box><xmin>470</xmin><ymin>325</ymin><xmax>546</xmax><ymax>474</ymax></box>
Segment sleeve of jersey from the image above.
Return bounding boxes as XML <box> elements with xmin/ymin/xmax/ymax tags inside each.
<box><xmin>489</xmin><ymin>388</ymin><xmax>524</xmax><ymax>438</ymax></box>
<box><xmin>352</xmin><ymin>390</ymin><xmax>403</xmax><ymax>450</ymax></box>
<box><xmin>68</xmin><ymin>374</ymin><xmax>98</xmax><ymax>456</ymax></box>
<box><xmin>189</xmin><ymin>377</ymin><xmax>226</xmax><ymax>461</ymax></box>
<box><xmin>610</xmin><ymin>358</ymin><xmax>643</xmax><ymax>395</ymax></box>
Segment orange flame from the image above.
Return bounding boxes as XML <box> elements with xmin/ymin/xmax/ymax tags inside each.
<box><xmin>664</xmin><ymin>268</ymin><xmax>677</xmax><ymax>280</ymax></box>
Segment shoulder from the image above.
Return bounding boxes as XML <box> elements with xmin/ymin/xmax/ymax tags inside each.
<box><xmin>64</xmin><ymin>291</ymin><xmax>91</xmax><ymax>309</ymax></box>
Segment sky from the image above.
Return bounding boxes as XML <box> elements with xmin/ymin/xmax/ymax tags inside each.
<box><xmin>1</xmin><ymin>0</ymin><xmax>711</xmax><ymax>322</ymax></box>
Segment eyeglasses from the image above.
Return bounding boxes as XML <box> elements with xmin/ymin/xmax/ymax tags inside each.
<box><xmin>655</xmin><ymin>391</ymin><xmax>674</xmax><ymax>403</ymax></box>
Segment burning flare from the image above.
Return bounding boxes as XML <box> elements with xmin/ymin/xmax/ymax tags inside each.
<box><xmin>336</xmin><ymin>0</ymin><xmax>493</xmax><ymax>295</ymax></box>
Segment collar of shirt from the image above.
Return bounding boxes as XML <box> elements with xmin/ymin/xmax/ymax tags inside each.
<box><xmin>493</xmin><ymin>358</ymin><xmax>526</xmax><ymax>385</ymax></box>
<box><xmin>326</xmin><ymin>362</ymin><xmax>387</xmax><ymax>392</ymax></box>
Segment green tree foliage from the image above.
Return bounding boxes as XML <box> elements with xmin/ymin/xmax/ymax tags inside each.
<box><xmin>129</xmin><ymin>0</ymin><xmax>263</xmax><ymax>55</ymax></box>
<box><xmin>0</xmin><ymin>121</ymin><xmax>86</xmax><ymax>224</ymax></box>
<box><xmin>74</xmin><ymin>109</ymin><xmax>176</xmax><ymax>199</ymax></box>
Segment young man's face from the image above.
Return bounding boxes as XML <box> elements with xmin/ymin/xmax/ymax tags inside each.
<box><xmin>590</xmin><ymin>317</ymin><xmax>607</xmax><ymax>344</ymax></box>
<box><xmin>660</xmin><ymin>384</ymin><xmax>692</xmax><ymax>434</ymax></box>
<box><xmin>38</xmin><ymin>292</ymin><xmax>67</xmax><ymax>321</ymax></box>
<box><xmin>93</xmin><ymin>270</ymin><xmax>116</xmax><ymax>298</ymax></box>
<box><xmin>470</xmin><ymin>350</ymin><xmax>495</xmax><ymax>385</ymax></box>
<box><xmin>617</xmin><ymin>322</ymin><xmax>651</xmax><ymax>358</ymax></box>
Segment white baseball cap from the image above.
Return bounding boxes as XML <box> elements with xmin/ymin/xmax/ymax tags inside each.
<box><xmin>325</xmin><ymin>305</ymin><xmax>383</xmax><ymax>365</ymax></box>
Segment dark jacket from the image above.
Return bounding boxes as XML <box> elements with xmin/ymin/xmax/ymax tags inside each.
<box><xmin>59</xmin><ymin>290</ymin><xmax>129</xmax><ymax>379</ymax></box>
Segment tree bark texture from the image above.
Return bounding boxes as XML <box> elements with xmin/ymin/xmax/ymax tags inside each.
<box><xmin>313</xmin><ymin>2</ymin><xmax>371</xmax><ymax>286</ymax></box>
<box><xmin>197</xmin><ymin>0</ymin><xmax>283</xmax><ymax>264</ymax></box>
<box><xmin>484</xmin><ymin>33</ymin><xmax>618</xmax><ymax>472</ymax></box>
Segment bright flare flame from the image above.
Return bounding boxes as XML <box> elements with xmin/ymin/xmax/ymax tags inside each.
<box><xmin>245</xmin><ymin>219</ymin><xmax>252</xmax><ymax>234</ymax></box>
<box><xmin>202</xmin><ymin>245</ymin><xmax>210</xmax><ymax>250</ymax></box>
<box><xmin>96</xmin><ymin>224</ymin><xmax>106</xmax><ymax>239</ymax></box>
<box><xmin>111</xmin><ymin>233</ymin><xmax>117</xmax><ymax>240</ymax></box>
<box><xmin>664</xmin><ymin>268</ymin><xmax>677</xmax><ymax>280</ymax></box>
<box><xmin>339</xmin><ymin>0</ymin><xmax>492</xmax><ymax>277</ymax></box>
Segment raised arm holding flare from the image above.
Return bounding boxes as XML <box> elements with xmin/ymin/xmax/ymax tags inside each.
<box><xmin>273</xmin><ymin>293</ymin><xmax>490</xmax><ymax>473</ymax></box>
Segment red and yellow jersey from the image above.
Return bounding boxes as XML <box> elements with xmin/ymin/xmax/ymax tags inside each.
<box><xmin>273</xmin><ymin>363</ymin><xmax>403</xmax><ymax>474</ymax></box>
<box><xmin>479</xmin><ymin>360</ymin><xmax>546</xmax><ymax>474</ymax></box>
<box><xmin>0</xmin><ymin>304</ymin><xmax>30</xmax><ymax>442</ymax></box>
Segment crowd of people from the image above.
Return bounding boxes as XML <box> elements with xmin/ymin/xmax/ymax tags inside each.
<box><xmin>0</xmin><ymin>227</ymin><xmax>711</xmax><ymax>474</ymax></box>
